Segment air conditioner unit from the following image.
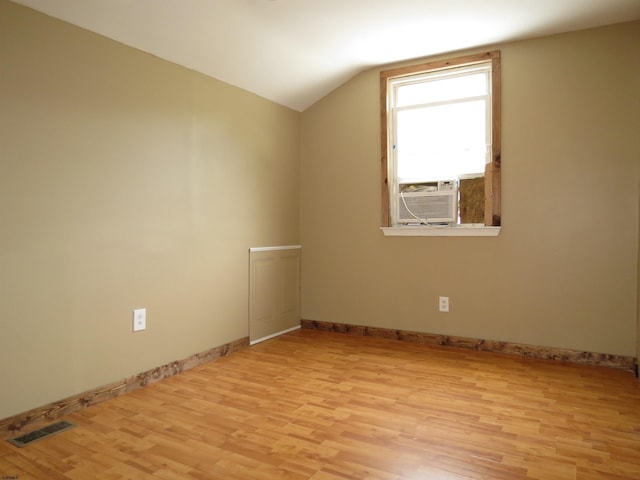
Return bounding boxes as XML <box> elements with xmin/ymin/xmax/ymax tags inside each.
<box><xmin>397</xmin><ymin>189</ymin><xmax>457</xmax><ymax>224</ymax></box>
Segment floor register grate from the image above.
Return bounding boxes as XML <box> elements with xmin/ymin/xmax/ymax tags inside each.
<box><xmin>8</xmin><ymin>420</ymin><xmax>77</xmax><ymax>448</ymax></box>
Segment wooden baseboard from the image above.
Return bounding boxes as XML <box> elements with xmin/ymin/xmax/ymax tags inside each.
<box><xmin>301</xmin><ymin>319</ymin><xmax>636</xmax><ymax>371</ymax></box>
<box><xmin>0</xmin><ymin>336</ymin><xmax>249</xmax><ymax>439</ymax></box>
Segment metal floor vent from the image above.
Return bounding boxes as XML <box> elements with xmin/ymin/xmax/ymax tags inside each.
<box><xmin>8</xmin><ymin>420</ymin><xmax>76</xmax><ymax>448</ymax></box>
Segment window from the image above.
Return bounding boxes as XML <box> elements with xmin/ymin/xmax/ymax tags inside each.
<box><xmin>381</xmin><ymin>51</ymin><xmax>501</xmax><ymax>234</ymax></box>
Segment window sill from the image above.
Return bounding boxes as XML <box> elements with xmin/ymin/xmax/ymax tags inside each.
<box><xmin>381</xmin><ymin>225</ymin><xmax>501</xmax><ymax>237</ymax></box>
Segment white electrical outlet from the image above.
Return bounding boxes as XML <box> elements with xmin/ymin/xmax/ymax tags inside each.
<box><xmin>439</xmin><ymin>296</ymin><xmax>449</xmax><ymax>313</ymax></box>
<box><xmin>133</xmin><ymin>308</ymin><xmax>146</xmax><ymax>332</ymax></box>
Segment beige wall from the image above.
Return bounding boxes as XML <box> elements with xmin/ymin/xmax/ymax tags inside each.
<box><xmin>301</xmin><ymin>22</ymin><xmax>640</xmax><ymax>358</ymax></box>
<box><xmin>0</xmin><ymin>1</ymin><xmax>300</xmax><ymax>419</ymax></box>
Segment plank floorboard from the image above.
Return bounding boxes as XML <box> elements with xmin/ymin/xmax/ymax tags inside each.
<box><xmin>1</xmin><ymin>329</ymin><xmax>640</xmax><ymax>479</ymax></box>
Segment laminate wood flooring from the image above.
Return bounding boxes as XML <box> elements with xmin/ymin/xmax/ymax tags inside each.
<box><xmin>1</xmin><ymin>329</ymin><xmax>639</xmax><ymax>479</ymax></box>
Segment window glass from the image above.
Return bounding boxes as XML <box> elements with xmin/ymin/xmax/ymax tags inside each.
<box><xmin>396</xmin><ymin>71</ymin><xmax>488</xmax><ymax>107</ymax></box>
<box><xmin>396</xmin><ymin>99</ymin><xmax>488</xmax><ymax>181</ymax></box>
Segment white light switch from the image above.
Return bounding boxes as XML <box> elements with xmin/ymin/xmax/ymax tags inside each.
<box><xmin>133</xmin><ymin>308</ymin><xmax>146</xmax><ymax>332</ymax></box>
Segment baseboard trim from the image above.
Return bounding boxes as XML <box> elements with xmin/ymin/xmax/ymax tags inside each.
<box><xmin>0</xmin><ymin>336</ymin><xmax>249</xmax><ymax>439</ymax></box>
<box><xmin>301</xmin><ymin>319</ymin><xmax>636</xmax><ymax>371</ymax></box>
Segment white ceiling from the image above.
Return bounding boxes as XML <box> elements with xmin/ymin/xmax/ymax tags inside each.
<box><xmin>12</xmin><ymin>0</ymin><xmax>640</xmax><ymax>111</ymax></box>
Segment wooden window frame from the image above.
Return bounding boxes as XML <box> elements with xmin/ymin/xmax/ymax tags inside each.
<box><xmin>380</xmin><ymin>51</ymin><xmax>501</xmax><ymax>228</ymax></box>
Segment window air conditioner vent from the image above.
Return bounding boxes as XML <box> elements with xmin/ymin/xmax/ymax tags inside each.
<box><xmin>397</xmin><ymin>190</ymin><xmax>457</xmax><ymax>224</ymax></box>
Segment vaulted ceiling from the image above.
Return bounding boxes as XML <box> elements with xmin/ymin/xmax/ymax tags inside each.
<box><xmin>12</xmin><ymin>0</ymin><xmax>640</xmax><ymax>111</ymax></box>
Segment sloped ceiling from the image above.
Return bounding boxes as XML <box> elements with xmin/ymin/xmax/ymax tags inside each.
<box><xmin>11</xmin><ymin>0</ymin><xmax>640</xmax><ymax>111</ymax></box>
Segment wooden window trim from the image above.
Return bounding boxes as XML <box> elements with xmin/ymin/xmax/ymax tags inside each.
<box><xmin>380</xmin><ymin>51</ymin><xmax>501</xmax><ymax>228</ymax></box>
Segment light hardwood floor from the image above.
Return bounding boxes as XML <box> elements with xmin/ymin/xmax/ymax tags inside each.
<box><xmin>1</xmin><ymin>329</ymin><xmax>640</xmax><ymax>479</ymax></box>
